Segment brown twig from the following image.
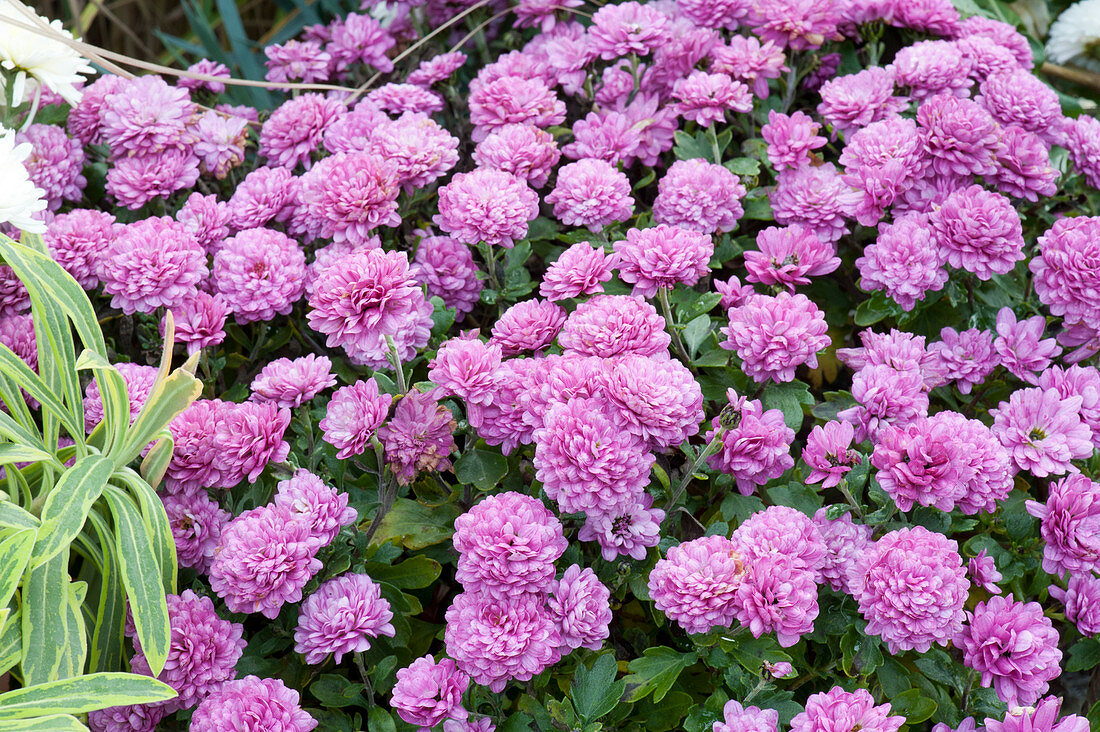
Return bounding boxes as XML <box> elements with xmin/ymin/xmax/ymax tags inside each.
<box><xmin>1041</xmin><ymin>61</ymin><xmax>1100</xmax><ymax>93</ymax></box>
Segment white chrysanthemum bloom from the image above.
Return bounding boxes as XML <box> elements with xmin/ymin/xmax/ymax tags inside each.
<box><xmin>0</xmin><ymin>127</ymin><xmax>47</xmax><ymax>233</ymax></box>
<box><xmin>1047</xmin><ymin>0</ymin><xmax>1100</xmax><ymax>72</ymax></box>
<box><xmin>0</xmin><ymin>1</ymin><xmax>95</xmax><ymax>106</ymax></box>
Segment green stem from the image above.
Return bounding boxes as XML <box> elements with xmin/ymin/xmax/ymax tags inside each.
<box><xmin>743</xmin><ymin>675</ymin><xmax>770</xmax><ymax>704</ymax></box>
<box><xmin>299</xmin><ymin>406</ymin><xmax>318</xmax><ymax>472</ymax></box>
<box><xmin>837</xmin><ymin>479</ymin><xmax>864</xmax><ymax>520</ymax></box>
<box><xmin>478</xmin><ymin>242</ymin><xmax>501</xmax><ymax>292</ymax></box>
<box><xmin>658</xmin><ymin>287</ymin><xmax>693</xmax><ymax>366</ymax></box>
<box><xmin>707</xmin><ymin>124</ymin><xmax>722</xmax><ymax>164</ymax></box>
<box><xmin>781</xmin><ymin>55</ymin><xmax>800</xmax><ymax>114</ymax></box>
<box><xmin>385</xmin><ymin>335</ymin><xmax>407</xmax><ymax>394</ymax></box>
<box><xmin>666</xmin><ymin>430</ymin><xmax>725</xmax><ymax>515</ymax></box>
<box><xmin>354</xmin><ymin>651</ymin><xmax>375</xmax><ymax>703</ymax></box>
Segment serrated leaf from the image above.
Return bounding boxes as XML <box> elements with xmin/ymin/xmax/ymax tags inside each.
<box><xmin>624</xmin><ymin>647</ymin><xmax>696</xmax><ymax>703</ymax></box>
<box><xmin>1067</xmin><ymin>638</ymin><xmax>1100</xmax><ymax>672</ymax></box>
<box><xmin>310</xmin><ymin>674</ymin><xmax>364</xmax><ymax>708</ymax></box>
<box><xmin>761</xmin><ymin>380</ymin><xmax>814</xmax><ymax>431</ymax></box>
<box><xmin>371</xmin><ymin>498</ymin><xmax>461</xmax><ymax>550</ymax></box>
<box><xmin>366</xmin><ymin>556</ymin><xmax>442</xmax><ymax>589</ymax></box>
<box><xmin>889</xmin><ymin>689</ymin><xmax>937</xmax><ymax>724</ymax></box>
<box><xmin>454</xmin><ymin>448</ymin><xmax>509</xmax><ymax>491</ymax></box>
<box><xmin>572</xmin><ymin>653</ymin><xmax>625</xmax><ymax>723</ymax></box>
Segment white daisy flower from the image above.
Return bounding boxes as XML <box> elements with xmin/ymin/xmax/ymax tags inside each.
<box><xmin>1046</xmin><ymin>0</ymin><xmax>1100</xmax><ymax>73</ymax></box>
<box><xmin>0</xmin><ymin>1</ymin><xmax>95</xmax><ymax>106</ymax></box>
<box><xmin>0</xmin><ymin>126</ymin><xmax>47</xmax><ymax>233</ymax></box>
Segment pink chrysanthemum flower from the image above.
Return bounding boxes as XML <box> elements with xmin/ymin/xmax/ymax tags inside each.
<box><xmin>328</xmin><ymin>13</ymin><xmax>395</xmax><ymax>73</ymax></box>
<box><xmin>891</xmin><ymin>0</ymin><xmax>960</xmax><ymax>34</ymax></box>
<box><xmin>970</xmin><ymin>549</ymin><xmax>1003</xmax><ymax>594</ymax></box>
<box><xmin>17</xmin><ymin>124</ymin><xmax>85</xmax><ymax>211</ymax></box>
<box><xmin>857</xmin><ymin>213</ymin><xmax>948</xmax><ymax>311</ymax></box>
<box><xmin>601</xmin><ymin>354</ymin><xmax>704</xmax><ymax>450</ymax></box>
<box><xmin>1051</xmin><ymin>574</ymin><xmax>1100</xmax><ymax>636</ymax></box>
<box><xmin>761</xmin><ymin>111</ymin><xmax>826</xmax><ymax>171</ymax></box>
<box><xmin>434</xmin><ymin>169</ymin><xmax>539</xmax><ymax>249</ymax></box>
<box><xmin>453</xmin><ymin>492</ymin><xmax>566</xmax><ymax>598</ymax></box>
<box><xmin>803</xmin><ymin>420</ymin><xmax>860</xmax><ymax>488</ymax></box>
<box><xmin>956</xmin><ymin>595</ymin><xmax>1062</xmax><ymax>707</ymax></box>
<box><xmin>307</xmin><ymin>248</ymin><xmax>432</xmax><ymax>369</ymax></box>
<box><xmin>714</xmin><ymin>701</ymin><xmax>779</xmax><ymax>732</ymax></box>
<box><xmin>44</xmin><ymin>209</ymin><xmax>119</xmax><ymax>289</ymax></box>
<box><xmin>943</xmin><ymin>412</ymin><xmax>1014</xmax><ymax>515</ymax></box>
<box><xmin>251</xmin><ymin>354</ymin><xmax>335</xmax><ymax>409</ymax></box>
<box><xmin>259</xmin><ymin>93</ymin><xmax>345</xmax><ymax>169</ymax></box>
<box><xmin>722</xmin><ymin>292</ymin><xmax>830</xmax><ymax>383</ymax></box>
<box><xmin>368</xmin><ymin>113</ymin><xmax>459</xmax><ymax>192</ymax></box>
<box><xmin>430</xmin><ymin>338</ymin><xmax>502</xmax><ymax>407</ymax></box>
<box><xmin>444</xmin><ymin>591</ymin><xmax>561</xmax><ymax>693</ymax></box>
<box><xmin>559</xmin><ymin>295</ymin><xmax>671</xmax><ymax>358</ymax></box>
<box><xmin>816</xmin><ymin>67</ymin><xmax>909</xmax><ymax>135</ymax></box>
<box><xmin>930</xmin><ymin>326</ymin><xmax>997</xmax><ymax>394</ymax></box>
<box><xmin>540</xmin><ymin>243</ymin><xmax>618</xmax><ymax>302</ymax></box>
<box><xmin>791</xmin><ymin>688</ymin><xmax>903</xmax><ymax>732</ymax></box>
<box><xmin>678</xmin><ymin>0</ymin><xmax>752</xmax><ymax>29</ymax></box>
<box><xmin>813</xmin><ymin>508</ymin><xmax>872</xmax><ymax>594</ymax></box>
<box><xmin>770</xmin><ymin>163</ymin><xmax>862</xmax><ymax>242</ymax></box>
<box><xmin>379</xmin><ymin>388</ymin><xmax>457</xmax><ymax>484</ymax></box>
<box><xmin>732</xmin><ymin>555</ymin><xmax>818</xmax><ymax>647</ymax></box>
<box><xmin>106</xmin><ymin>148</ymin><xmax>200</xmax><ymax>210</ymax></box>
<box><xmin>88</xmin><ymin>703</ymin><xmax>165</xmax><ymax>732</ymax></box>
<box><xmin>889</xmin><ymin>40</ymin><xmax>973</xmax><ymax>100</ymax></box>
<box><xmin>990</xmin><ymin>125</ymin><xmax>1059</xmax><ymax>202</ymax></box>
<box><xmin>165</xmin><ymin>292</ymin><xmax>229</xmax><ymax>356</ymax></box>
<box><xmin>838</xmin><ymin>363</ymin><xmax>929</xmax><ymax>442</ymax></box>
<box><xmin>1040</xmin><ymin>365</ymin><xmax>1100</xmax><ymax>449</ymax></box>
<box><xmin>649</xmin><ymin>534</ymin><xmax>746</xmax><ymax>634</ymax></box>
<box><xmin>467</xmin><ymin>360</ymin><xmax>540</xmax><ymax>454</ymax></box>
<box><xmin>490</xmin><ymin>299</ymin><xmax>566</xmax><ymax>355</ymax></box>
<box><xmin>190</xmin><ymin>676</ymin><xmax>317</xmax><ymax>731</ymax></box>
<box><xmin>407</xmin><ymin>51</ymin><xmax>468</xmax><ymax>87</ymax></box>
<box><xmin>672</xmin><ymin>71</ymin><xmax>753</xmax><ymax>127</ymax></box>
<box><xmin>162</xmin><ymin>489</ymin><xmax>230</xmax><ymax>573</ymax></box>
<box><xmin>871</xmin><ymin>413</ymin><xmax>969</xmax><ymax>512</ymax></box>
<box><xmin>67</xmin><ymin>74</ymin><xmax>126</xmax><ymax>146</ymax></box>
<box><xmin>622</xmin><ymin>93</ymin><xmax>680</xmax><ymax>166</ymax></box>
<box><xmin>472</xmin><ymin>123</ymin><xmax>560</xmax><ymax>189</ymax></box>
<box><xmin>1026</xmin><ymin>474</ymin><xmax>1100</xmax><ymax>578</ymax></box>
<box><xmin>294</xmin><ymin>573</ymin><xmax>394</xmax><ymax>664</ymax></box>
<box><xmin>917</xmin><ymin>93</ymin><xmax>1002</xmax><ymax>177</ymax></box>
<box><xmin>588</xmin><ymin>2</ymin><xmax>670</xmax><ymax>59</ymax></box>
<box><xmin>979</xmin><ymin>69</ymin><xmax>1061</xmax><ymax>142</ymax></box>
<box><xmin>1065</xmin><ymin>115</ymin><xmax>1100</xmax><ymax>191</ymax></box>
<box><xmin>707</xmin><ymin>393</ymin><xmax>795</xmax><ymax>495</ymax></box>
<box><xmin>319</xmin><ymin>380</ymin><xmax>392</xmax><ymax>459</ymax></box>
<box><xmin>468</xmin><ymin>76</ymin><xmax>565</xmax><ymax>142</ymax></box>
<box><xmin>930</xmin><ymin>185</ymin><xmax>1024</xmax><ymax>280</ymax></box>
<box><xmin>731</xmin><ymin>504</ymin><xmax>827</xmax><ymax>578</ymax></box>
<box><xmin>191</xmin><ymin>110</ymin><xmax>248</xmax><ymax>179</ymax></box>
<box><xmin>213</xmin><ymin>228</ymin><xmax>305</xmax><ymax>324</ymax></box>
<box><xmin>652</xmin><ymin>158</ymin><xmax>746</xmax><ymax>234</ymax></box>
<box><xmin>1031</xmin><ymin>216</ymin><xmax>1100</xmax><ymax>332</ymax></box>
<box><xmin>274</xmin><ymin>469</ymin><xmax>357</xmax><ymax>545</ymax></box>
<box><xmin>744</xmin><ymin>224</ymin><xmax>840</xmax><ymax>289</ymax></box>
<box><xmin>212</xmin><ymin>402</ymin><xmax>292</xmax><ymax>487</ymax></box>
<box><xmin>749</xmin><ymin>0</ymin><xmax>841</xmax><ymax>50</ymax></box>
<box><xmin>985</xmin><ymin>698</ymin><xmax>1089</xmax><ymax>732</ymax></box>
<box><xmin>209</xmin><ymin>504</ymin><xmax>323</xmax><ymax>618</ymax></box>
<box><xmin>850</xmin><ymin>526</ymin><xmax>969</xmax><ymax>653</ymax></box>
<box><xmin>129</xmin><ymin>590</ymin><xmax>245</xmax><ymax>712</ymax></box>
<box><xmin>534</xmin><ymin>397</ymin><xmax>654</xmax><ymax>514</ymax></box>
<box><xmin>392</xmin><ymin>656</ymin><xmax>469</xmax><ymax>731</ymax></box>
<box><xmin>264</xmin><ymin>40</ymin><xmax>332</xmax><ymax>84</ymax></box>
<box><xmin>992</xmin><ymin>385</ymin><xmax>1091</xmax><ymax>478</ymax></box>
<box><xmin>994</xmin><ymin>308</ymin><xmax>1062</xmax><ymax>385</ymax></box>
<box><xmin>301</xmin><ymin>151</ymin><xmax>402</xmax><ymax>245</ymax></box>
<box><xmin>548</xmin><ymin>565</ymin><xmax>612</xmax><ymax>651</ymax></box>
<box><xmin>226</xmin><ymin>166</ymin><xmax>295</xmax><ymax>231</ymax></box>
<box><xmin>562</xmin><ymin>110</ymin><xmax>641</xmax><ymax>166</ymax></box>
<box><xmin>614</xmin><ymin>225</ymin><xmax>714</xmax><ymax>299</ymax></box>
<box><xmin>101</xmin><ymin>75</ymin><xmax>196</xmax><ymax>157</ymax></box>
<box><xmin>100</xmin><ymin>217</ymin><xmax>206</xmax><ymax>315</ymax></box>
<box><xmin>545</xmin><ymin>159</ymin><xmax>634</xmax><ymax>233</ymax></box>
<box><xmin>367</xmin><ymin>83</ymin><xmax>444</xmax><ymax>115</ymax></box>
<box><xmin>180</xmin><ymin>58</ymin><xmax>230</xmax><ymax>93</ymax></box>
<box><xmin>164</xmin><ymin>400</ymin><xmax>225</xmax><ymax>493</ymax></box>
<box><xmin>413</xmin><ymin>236</ymin><xmax>483</xmax><ymax>321</ymax></box>
<box><xmin>578</xmin><ymin>494</ymin><xmax>664</xmax><ymax>561</ymax></box>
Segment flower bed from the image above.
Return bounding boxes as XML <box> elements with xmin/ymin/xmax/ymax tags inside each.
<box><xmin>1</xmin><ymin>0</ymin><xmax>1100</xmax><ymax>730</ymax></box>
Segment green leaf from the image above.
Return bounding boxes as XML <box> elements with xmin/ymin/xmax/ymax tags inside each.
<box><xmin>20</xmin><ymin>554</ymin><xmax>84</xmax><ymax>684</ymax></box>
<box><xmin>0</xmin><ymin>444</ymin><xmax>51</xmax><ymax>468</ymax></box>
<box><xmin>0</xmin><ymin>715</ymin><xmax>89</xmax><ymax>731</ymax></box>
<box><xmin>767</xmin><ymin>482</ymin><xmax>823</xmax><ymax>517</ymax></box>
<box><xmin>30</xmin><ymin>454</ymin><xmax>114</xmax><ymax>569</ymax></box>
<box><xmin>139</xmin><ymin>435</ymin><xmax>173</xmax><ymax>490</ymax></box>
<box><xmin>839</xmin><ymin>627</ymin><xmax>883</xmax><ymax>678</ymax></box>
<box><xmin>1066</xmin><ymin>638</ymin><xmax>1100</xmax><ymax>672</ymax></box>
<box><xmin>624</xmin><ymin>647</ymin><xmax>696</xmax><ymax>703</ymax></box>
<box><xmin>454</xmin><ymin>449</ymin><xmax>509</xmax><ymax>491</ymax></box>
<box><xmin>889</xmin><ymin>689</ymin><xmax>937</xmax><ymax>725</ymax></box>
<box><xmin>0</xmin><ymin>345</ymin><xmax>83</xmax><ymax>444</ymax></box>
<box><xmin>366</xmin><ymin>708</ymin><xmax>397</xmax><ymax>732</ymax></box>
<box><xmin>366</xmin><ymin>556</ymin><xmax>442</xmax><ymax>589</ymax></box>
<box><xmin>0</xmin><ymin>608</ymin><xmax>20</xmax><ymax>677</ymax></box>
<box><xmin>371</xmin><ymin>498</ymin><xmax>461</xmax><ymax>550</ymax></box>
<box><xmin>682</xmin><ymin>315</ymin><xmax>712</xmax><ymax>358</ymax></box>
<box><xmin>309</xmin><ymin>674</ymin><xmax>364</xmax><ymax>708</ymax></box>
<box><xmin>761</xmin><ymin>380</ymin><xmax>814</xmax><ymax>431</ymax></box>
<box><xmin>113</xmin><ymin>368</ymin><xmax>202</xmax><ymax>469</ymax></box>
<box><xmin>854</xmin><ymin>291</ymin><xmax>903</xmax><ymax>327</ymax></box>
<box><xmin>0</xmin><ymin>502</ymin><xmax>39</xmax><ymax>530</ymax></box>
<box><xmin>572</xmin><ymin>653</ymin><xmax>625</xmax><ymax>723</ymax></box>
<box><xmin>0</xmin><ymin>528</ymin><xmax>35</xmax><ymax>608</ymax></box>
<box><xmin>112</xmin><ymin>467</ymin><xmax>177</xmax><ymax>595</ymax></box>
<box><xmin>0</xmin><ymin>672</ymin><xmax>176</xmax><ymax>719</ymax></box>
<box><xmin>672</xmin><ymin>131</ymin><xmax>714</xmax><ymax>163</ymax></box>
<box><xmin>726</xmin><ymin>157</ymin><xmax>761</xmax><ymax>176</ymax></box>
<box><xmin>913</xmin><ymin>649</ymin><xmax>963</xmax><ymax>693</ymax></box>
<box><xmin>73</xmin><ymin>351</ymin><xmax>129</xmax><ymax>458</ymax></box>
<box><xmin>84</xmin><ymin>510</ymin><xmax>125</xmax><ymax>674</ymax></box>
<box><xmin>101</xmin><ymin>486</ymin><xmax>171</xmax><ymax>678</ymax></box>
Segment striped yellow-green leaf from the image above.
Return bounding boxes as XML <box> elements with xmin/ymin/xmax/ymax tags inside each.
<box><xmin>0</xmin><ymin>501</ymin><xmax>38</xmax><ymax>530</ymax></box>
<box><xmin>113</xmin><ymin>369</ymin><xmax>201</xmax><ymax>470</ymax></box>
<box><xmin>30</xmin><ymin>454</ymin><xmax>114</xmax><ymax>570</ymax></box>
<box><xmin>20</xmin><ymin>554</ymin><xmax>85</xmax><ymax>684</ymax></box>
<box><xmin>84</xmin><ymin>510</ymin><xmax>125</xmax><ymax>673</ymax></box>
<box><xmin>74</xmin><ymin>350</ymin><xmax>130</xmax><ymax>458</ymax></box>
<box><xmin>0</xmin><ymin>445</ymin><xmax>53</xmax><ymax>467</ymax></box>
<box><xmin>0</xmin><ymin>714</ymin><xmax>89</xmax><ymax>731</ymax></box>
<box><xmin>0</xmin><ymin>607</ymin><xmax>19</xmax><ymax>677</ymax></box>
<box><xmin>0</xmin><ymin>346</ymin><xmax>84</xmax><ymax>445</ymax></box>
<box><xmin>101</xmin><ymin>486</ymin><xmax>171</xmax><ymax>677</ymax></box>
<box><xmin>0</xmin><ymin>411</ymin><xmax>48</xmax><ymax>460</ymax></box>
<box><xmin>0</xmin><ymin>672</ymin><xmax>176</xmax><ymax>719</ymax></box>
<box><xmin>114</xmin><ymin>468</ymin><xmax>176</xmax><ymax>593</ymax></box>
<box><xmin>139</xmin><ymin>434</ymin><xmax>173</xmax><ymax>491</ymax></box>
<box><xmin>0</xmin><ymin>528</ymin><xmax>35</xmax><ymax>608</ymax></box>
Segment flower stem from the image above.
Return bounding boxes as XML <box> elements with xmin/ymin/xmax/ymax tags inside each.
<box><xmin>354</xmin><ymin>651</ymin><xmax>375</xmax><ymax>703</ymax></box>
<box><xmin>666</xmin><ymin>430</ymin><xmax>725</xmax><ymax>516</ymax></box>
<box><xmin>658</xmin><ymin>287</ymin><xmax>693</xmax><ymax>365</ymax></box>
<box><xmin>781</xmin><ymin>54</ymin><xmax>801</xmax><ymax>114</ymax></box>
<box><xmin>837</xmin><ymin>478</ymin><xmax>864</xmax><ymax>520</ymax></box>
<box><xmin>743</xmin><ymin>675</ymin><xmax>770</xmax><ymax>704</ymax></box>
<box><xmin>479</xmin><ymin>242</ymin><xmax>501</xmax><ymax>292</ymax></box>
<box><xmin>385</xmin><ymin>335</ymin><xmax>407</xmax><ymax>394</ymax></box>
